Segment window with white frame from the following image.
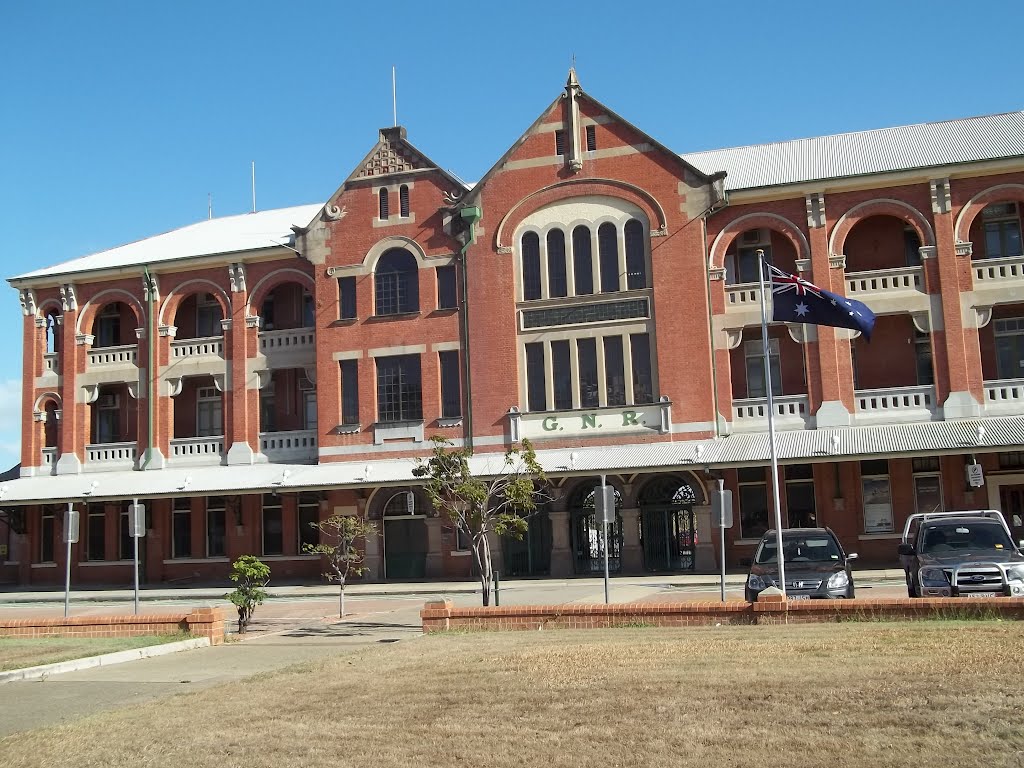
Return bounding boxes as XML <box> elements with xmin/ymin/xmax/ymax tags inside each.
<box><xmin>197</xmin><ymin>386</ymin><xmax>223</xmax><ymax>437</ymax></box>
<box><xmin>196</xmin><ymin>294</ymin><xmax>223</xmax><ymax>337</ymax></box>
<box><xmin>95</xmin><ymin>390</ymin><xmax>120</xmax><ymax>443</ymax></box>
<box><xmin>39</xmin><ymin>507</ymin><xmax>55</xmax><ymax>563</ymax></box>
<box><xmin>912</xmin><ymin>457</ymin><xmax>943</xmax><ymax>516</ymax></box>
<box><xmin>725</xmin><ymin>230</ymin><xmax>772</xmax><ymax>285</ymax></box>
<box><xmin>982</xmin><ymin>203</ymin><xmax>1023</xmax><ymax>259</ymax></box>
<box><xmin>376</xmin><ymin>354</ymin><xmax>422</xmax><ymax>422</ymax></box>
<box><xmin>172</xmin><ymin>497</ymin><xmax>192</xmax><ymax>558</ymax></box>
<box><xmin>95</xmin><ymin>304</ymin><xmax>122</xmax><ymax>347</ymax></box>
<box><xmin>744</xmin><ymin>338</ymin><xmax>782</xmax><ymax>399</ymax></box>
<box><xmin>785</xmin><ymin>464</ymin><xmax>816</xmax><ymax>528</ymax></box>
<box><xmin>374</xmin><ymin>248</ymin><xmax>419</xmax><ymax>315</ymax></box>
<box><xmin>861</xmin><ymin>459</ymin><xmax>893</xmax><ymax>534</ymax></box>
<box><xmin>87</xmin><ymin>505</ymin><xmax>105</xmax><ymax>561</ymax></box>
<box><xmin>260</xmin><ymin>381</ymin><xmax>276</xmax><ymax>433</ymax></box>
<box><xmin>301</xmin><ymin>376</ymin><xmax>317</xmax><ymax>431</ymax></box>
<box><xmin>994</xmin><ymin>317</ymin><xmax>1024</xmax><ymax>380</ymax></box>
<box><xmin>206</xmin><ymin>496</ymin><xmax>227</xmax><ymax>557</ymax></box>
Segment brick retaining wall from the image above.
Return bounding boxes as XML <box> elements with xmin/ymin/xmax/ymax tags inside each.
<box><xmin>420</xmin><ymin>597</ymin><xmax>1024</xmax><ymax>632</ymax></box>
<box><xmin>0</xmin><ymin>606</ymin><xmax>227</xmax><ymax>645</ymax></box>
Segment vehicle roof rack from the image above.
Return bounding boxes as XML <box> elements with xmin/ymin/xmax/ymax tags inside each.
<box><xmin>901</xmin><ymin>510</ymin><xmax>1010</xmax><ymax>542</ymax></box>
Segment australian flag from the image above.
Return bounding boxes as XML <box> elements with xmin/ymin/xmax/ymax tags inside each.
<box><xmin>768</xmin><ymin>264</ymin><xmax>876</xmax><ymax>341</ymax></box>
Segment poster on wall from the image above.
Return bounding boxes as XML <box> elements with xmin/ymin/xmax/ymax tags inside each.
<box><xmin>914</xmin><ymin>475</ymin><xmax>943</xmax><ymax>515</ymax></box>
<box><xmin>862</xmin><ymin>477</ymin><xmax>894</xmax><ymax>533</ymax></box>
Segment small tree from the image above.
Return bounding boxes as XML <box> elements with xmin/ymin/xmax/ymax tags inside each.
<box><xmin>225</xmin><ymin>554</ymin><xmax>270</xmax><ymax>633</ymax></box>
<box><xmin>413</xmin><ymin>436</ymin><xmax>547</xmax><ymax>606</ymax></box>
<box><xmin>304</xmin><ymin>514</ymin><xmax>376</xmax><ymax>618</ymax></box>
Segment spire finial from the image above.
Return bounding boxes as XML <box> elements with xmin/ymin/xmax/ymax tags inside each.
<box><xmin>567</xmin><ymin>62</ymin><xmax>579</xmax><ymax>88</ymax></box>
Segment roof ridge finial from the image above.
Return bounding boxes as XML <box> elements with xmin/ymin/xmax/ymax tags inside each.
<box><xmin>566</xmin><ymin>59</ymin><xmax>579</xmax><ymax>89</ymax></box>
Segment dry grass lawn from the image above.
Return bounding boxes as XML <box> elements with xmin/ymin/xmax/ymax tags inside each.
<box><xmin>0</xmin><ymin>633</ymin><xmax>189</xmax><ymax>672</ymax></box>
<box><xmin>2</xmin><ymin>622</ymin><xmax>1024</xmax><ymax>768</ymax></box>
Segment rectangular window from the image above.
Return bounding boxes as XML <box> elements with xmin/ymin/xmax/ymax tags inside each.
<box><xmin>554</xmin><ymin>129</ymin><xmax>566</xmax><ymax>156</ymax></box>
<box><xmin>630</xmin><ymin>333</ymin><xmax>654</xmax><ymax>404</ymax></box>
<box><xmin>744</xmin><ymin>338</ymin><xmax>782</xmax><ymax>398</ymax></box>
<box><xmin>197</xmin><ymin>387</ymin><xmax>223</xmax><ymax>437</ymax></box>
<box><xmin>96</xmin><ymin>308</ymin><xmax>120</xmax><ymax>347</ymax></box>
<box><xmin>376</xmin><ymin>354</ymin><xmax>423</xmax><ymax>422</ymax></box>
<box><xmin>119</xmin><ymin>511</ymin><xmax>132</xmax><ymax>560</ymax></box>
<box><xmin>454</xmin><ymin>524</ymin><xmax>471</xmax><ymax>551</ymax></box>
<box><xmin>172</xmin><ymin>498</ymin><xmax>192</xmax><ymax>559</ymax></box>
<box><xmin>551</xmin><ymin>340</ymin><xmax>572</xmax><ymax>410</ymax></box>
<box><xmin>298</xmin><ymin>493</ymin><xmax>320</xmax><ymax>552</ymax></box>
<box><xmin>585</xmin><ymin>125</ymin><xmax>597</xmax><ymax>152</ymax></box>
<box><xmin>914</xmin><ymin>331</ymin><xmax>933</xmax><ymax>386</ymax></box>
<box><xmin>604</xmin><ymin>336</ymin><xmax>626</xmax><ymax>407</ymax></box>
<box><xmin>983</xmin><ymin>203</ymin><xmax>1023</xmax><ymax>259</ymax></box>
<box><xmin>40</xmin><ymin>509</ymin><xmax>55</xmax><ymax>563</ymax></box>
<box><xmin>207</xmin><ymin>497</ymin><xmax>227</xmax><ymax>557</ymax></box>
<box><xmin>262</xmin><ymin>494</ymin><xmax>283</xmax><ymax>556</ymax></box>
<box><xmin>725</xmin><ymin>244</ymin><xmax>771</xmax><ymax>285</ymax></box>
<box><xmin>578</xmin><ymin>338</ymin><xmax>599</xmax><ymax>408</ymax></box>
<box><xmin>196</xmin><ymin>295</ymin><xmax>223</xmax><ymax>337</ymax></box>
<box><xmin>785</xmin><ymin>465</ymin><xmax>816</xmax><ymax>528</ymax></box>
<box><xmin>87</xmin><ymin>507</ymin><xmax>105</xmax><ymax>561</ymax></box>
<box><xmin>861</xmin><ymin>460</ymin><xmax>893</xmax><ymax>534</ymax></box>
<box><xmin>341</xmin><ymin>359</ymin><xmax>359</xmax><ymax>425</ymax></box>
<box><xmin>439</xmin><ymin>350</ymin><xmax>462</xmax><ymax>419</ymax></box>
<box><xmin>994</xmin><ymin>317</ymin><xmax>1024</xmax><ymax>380</ymax></box>
<box><xmin>338</xmin><ymin>276</ymin><xmax>357</xmax><ymax>320</ymax></box>
<box><xmin>96</xmin><ymin>393</ymin><xmax>120</xmax><ymax>444</ymax></box>
<box><xmin>914</xmin><ymin>474</ymin><xmax>943</xmax><ymax>516</ymax></box>
<box><xmin>436</xmin><ymin>265</ymin><xmax>458</xmax><ymax>310</ymax></box>
<box><xmin>738</xmin><ymin>468</ymin><xmax>769</xmax><ymax>540</ymax></box>
<box><xmin>260</xmin><ymin>385</ymin><xmax>276</xmax><ymax>433</ymax></box>
<box><xmin>525</xmin><ymin>343</ymin><xmax>547</xmax><ymax>411</ymax></box>
<box><xmin>303</xmin><ymin>388</ymin><xmax>317</xmax><ymax>431</ymax></box>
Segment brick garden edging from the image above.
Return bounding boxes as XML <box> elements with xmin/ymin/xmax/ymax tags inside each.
<box><xmin>0</xmin><ymin>606</ymin><xmax>227</xmax><ymax>645</ymax></box>
<box><xmin>420</xmin><ymin>597</ymin><xmax>1024</xmax><ymax>632</ymax></box>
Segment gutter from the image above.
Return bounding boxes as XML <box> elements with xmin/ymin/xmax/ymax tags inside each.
<box><xmin>702</xmin><ymin>182</ymin><xmax>729</xmax><ymax>439</ymax></box>
<box><xmin>457</xmin><ymin>206</ymin><xmax>482</xmax><ymax>453</ymax></box>
<box><xmin>139</xmin><ymin>266</ymin><xmax>156</xmax><ymax>471</ymax></box>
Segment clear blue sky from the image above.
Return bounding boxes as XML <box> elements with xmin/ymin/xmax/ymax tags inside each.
<box><xmin>1</xmin><ymin>0</ymin><xmax>1022</xmax><ymax>468</ymax></box>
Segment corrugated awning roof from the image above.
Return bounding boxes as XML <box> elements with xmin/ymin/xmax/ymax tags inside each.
<box><xmin>1</xmin><ymin>416</ymin><xmax>1020</xmax><ymax>505</ymax></box>
<box><xmin>681</xmin><ymin>111</ymin><xmax>1024</xmax><ymax>191</ymax></box>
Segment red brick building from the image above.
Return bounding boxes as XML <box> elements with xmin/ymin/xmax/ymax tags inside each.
<box><xmin>4</xmin><ymin>72</ymin><xmax>1024</xmax><ymax>586</ymax></box>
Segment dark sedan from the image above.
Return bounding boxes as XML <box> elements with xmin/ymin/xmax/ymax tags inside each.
<box><xmin>745</xmin><ymin>527</ymin><xmax>858</xmax><ymax>601</ymax></box>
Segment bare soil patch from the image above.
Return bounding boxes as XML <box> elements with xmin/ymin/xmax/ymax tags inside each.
<box><xmin>2</xmin><ymin>622</ymin><xmax>1022</xmax><ymax>767</ymax></box>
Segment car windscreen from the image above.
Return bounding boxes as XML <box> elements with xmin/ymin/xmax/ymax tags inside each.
<box><xmin>919</xmin><ymin>522</ymin><xmax>1013</xmax><ymax>554</ymax></box>
<box><xmin>754</xmin><ymin>535</ymin><xmax>843</xmax><ymax>565</ymax></box>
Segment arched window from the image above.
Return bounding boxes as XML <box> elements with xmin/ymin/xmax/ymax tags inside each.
<box><xmin>598</xmin><ymin>223</ymin><xmax>619</xmax><ymax>292</ymax></box>
<box><xmin>624</xmin><ymin>219</ymin><xmax>646</xmax><ymax>289</ymax></box>
<box><xmin>572</xmin><ymin>226</ymin><xmax>593</xmax><ymax>295</ymax></box>
<box><xmin>379</xmin><ymin>188</ymin><xmax>390</xmax><ymax>220</ymax></box>
<box><xmin>374</xmin><ymin>248</ymin><xmax>419</xmax><ymax>315</ymax></box>
<box><xmin>45</xmin><ymin>312</ymin><xmax>59</xmax><ymax>355</ymax></box>
<box><xmin>521</xmin><ymin>232</ymin><xmax>541</xmax><ymax>301</ymax></box>
<box><xmin>547</xmin><ymin>229</ymin><xmax>567</xmax><ymax>298</ymax></box>
<box><xmin>399</xmin><ymin>185</ymin><xmax>410</xmax><ymax>218</ymax></box>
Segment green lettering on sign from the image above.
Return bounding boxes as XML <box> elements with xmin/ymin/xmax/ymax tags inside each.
<box><xmin>581</xmin><ymin>413</ymin><xmax>597</xmax><ymax>429</ymax></box>
<box><xmin>621</xmin><ymin>410</ymin><xmax>639</xmax><ymax>426</ymax></box>
<box><xmin>542</xmin><ymin>416</ymin><xmax>559</xmax><ymax>431</ymax></box>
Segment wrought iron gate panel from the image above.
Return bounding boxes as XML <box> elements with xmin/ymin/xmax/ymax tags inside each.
<box><xmin>641</xmin><ymin>506</ymin><xmax>696</xmax><ymax>572</ymax></box>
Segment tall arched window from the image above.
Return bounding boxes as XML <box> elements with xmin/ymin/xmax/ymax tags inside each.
<box><xmin>374</xmin><ymin>248</ymin><xmax>419</xmax><ymax>315</ymax></box>
<box><xmin>45</xmin><ymin>312</ymin><xmax>59</xmax><ymax>354</ymax></box>
<box><xmin>624</xmin><ymin>219</ymin><xmax>646</xmax><ymax>289</ymax></box>
<box><xmin>599</xmin><ymin>223</ymin><xmax>619</xmax><ymax>292</ymax></box>
<box><xmin>572</xmin><ymin>226</ymin><xmax>593</xmax><ymax>295</ymax></box>
<box><xmin>547</xmin><ymin>229</ymin><xmax>567</xmax><ymax>298</ymax></box>
<box><xmin>399</xmin><ymin>185</ymin><xmax>410</xmax><ymax>218</ymax></box>
<box><xmin>379</xmin><ymin>189</ymin><xmax>390</xmax><ymax>220</ymax></box>
<box><xmin>521</xmin><ymin>232</ymin><xmax>541</xmax><ymax>301</ymax></box>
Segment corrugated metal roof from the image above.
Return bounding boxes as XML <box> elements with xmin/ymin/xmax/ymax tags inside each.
<box><xmin>682</xmin><ymin>111</ymin><xmax>1024</xmax><ymax>191</ymax></box>
<box><xmin>2</xmin><ymin>416</ymin><xmax>1022</xmax><ymax>504</ymax></box>
<box><xmin>9</xmin><ymin>204</ymin><xmax>323</xmax><ymax>283</ymax></box>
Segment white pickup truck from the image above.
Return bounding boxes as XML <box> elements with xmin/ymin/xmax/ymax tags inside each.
<box><xmin>897</xmin><ymin>510</ymin><xmax>1024</xmax><ymax>598</ymax></box>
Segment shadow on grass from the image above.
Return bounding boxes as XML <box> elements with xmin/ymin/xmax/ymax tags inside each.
<box><xmin>278</xmin><ymin>620</ymin><xmax>420</xmax><ymax>639</ymax></box>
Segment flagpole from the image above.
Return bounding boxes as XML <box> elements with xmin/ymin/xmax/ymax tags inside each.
<box><xmin>757</xmin><ymin>250</ymin><xmax>786</xmax><ymax>600</ymax></box>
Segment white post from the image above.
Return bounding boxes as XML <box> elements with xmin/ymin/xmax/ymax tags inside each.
<box><xmin>132</xmin><ymin>498</ymin><xmax>140</xmax><ymax>615</ymax></box>
<box><xmin>757</xmin><ymin>251</ymin><xmax>787</xmax><ymax>599</ymax></box>
<box><xmin>718</xmin><ymin>476</ymin><xmax>726</xmax><ymax>602</ymax></box>
<box><xmin>601</xmin><ymin>474</ymin><xmax>610</xmax><ymax>604</ymax></box>
<box><xmin>64</xmin><ymin>502</ymin><xmax>73</xmax><ymax>619</ymax></box>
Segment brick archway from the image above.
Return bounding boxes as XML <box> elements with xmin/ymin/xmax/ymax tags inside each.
<box><xmin>158</xmin><ymin>279</ymin><xmax>232</xmax><ymax>327</ymax></box>
<box><xmin>955</xmin><ymin>183</ymin><xmax>1024</xmax><ymax>245</ymax></box>
<box><xmin>75</xmin><ymin>289</ymin><xmax>145</xmax><ymax>336</ymax></box>
<box><xmin>246</xmin><ymin>268</ymin><xmax>315</xmax><ymax>318</ymax></box>
<box><xmin>708</xmin><ymin>212</ymin><xmax>810</xmax><ymax>270</ymax></box>
<box><xmin>829</xmin><ymin>198</ymin><xmax>935</xmax><ymax>258</ymax></box>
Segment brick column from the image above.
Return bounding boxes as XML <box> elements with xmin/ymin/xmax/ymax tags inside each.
<box><xmin>20</xmin><ymin>309</ymin><xmax>42</xmax><ymax>473</ymax></box>
<box><xmin>931</xmin><ymin>179</ymin><xmax>983</xmax><ymax>418</ymax></box>
<box><xmin>56</xmin><ymin>293</ymin><xmax>83</xmax><ymax>475</ymax></box>
<box><xmin>225</xmin><ymin>264</ymin><xmax>259</xmax><ymax>465</ymax></box>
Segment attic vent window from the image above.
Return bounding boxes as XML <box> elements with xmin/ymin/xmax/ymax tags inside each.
<box><xmin>554</xmin><ymin>130</ymin><xmax>566</xmax><ymax>157</ymax></box>
<box><xmin>379</xmin><ymin>189</ymin><xmax>390</xmax><ymax>220</ymax></box>
<box><xmin>399</xmin><ymin>185</ymin><xmax>410</xmax><ymax>218</ymax></box>
<box><xmin>586</xmin><ymin>125</ymin><xmax>597</xmax><ymax>152</ymax></box>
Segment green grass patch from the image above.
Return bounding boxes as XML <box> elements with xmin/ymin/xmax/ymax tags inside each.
<box><xmin>0</xmin><ymin>632</ymin><xmax>192</xmax><ymax>671</ymax></box>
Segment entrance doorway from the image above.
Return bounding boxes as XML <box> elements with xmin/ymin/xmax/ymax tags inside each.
<box><xmin>568</xmin><ymin>483</ymin><xmax>622</xmax><ymax>575</ymax></box>
<box><xmin>999</xmin><ymin>484</ymin><xmax>1024</xmax><ymax>544</ymax></box>
<box><xmin>502</xmin><ymin>507</ymin><xmax>551</xmax><ymax>577</ymax></box>
<box><xmin>638</xmin><ymin>476</ymin><xmax>700</xmax><ymax>572</ymax></box>
<box><xmin>381</xmin><ymin>491</ymin><xmax>427</xmax><ymax>579</ymax></box>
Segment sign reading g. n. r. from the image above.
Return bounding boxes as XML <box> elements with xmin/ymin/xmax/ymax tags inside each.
<box><xmin>525</xmin><ymin>404</ymin><xmax>661</xmax><ymax>440</ymax></box>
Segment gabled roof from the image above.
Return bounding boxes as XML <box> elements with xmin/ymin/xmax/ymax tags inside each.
<box><xmin>463</xmin><ymin>71</ymin><xmax>723</xmax><ymax>206</ymax></box>
<box><xmin>681</xmin><ymin>111</ymin><xmax>1024</xmax><ymax>192</ymax></box>
<box><xmin>9</xmin><ymin>204</ymin><xmax>323</xmax><ymax>284</ymax></box>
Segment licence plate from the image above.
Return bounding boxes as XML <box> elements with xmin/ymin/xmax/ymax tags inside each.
<box><xmin>787</xmin><ymin>594</ymin><xmax>811</xmax><ymax>600</ymax></box>
<box><xmin>963</xmin><ymin>591</ymin><xmax>999</xmax><ymax>599</ymax></box>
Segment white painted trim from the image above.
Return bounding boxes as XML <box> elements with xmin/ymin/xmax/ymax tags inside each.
<box><xmin>331</xmin><ymin>350</ymin><xmax>364</xmax><ymax>361</ymax></box>
<box><xmin>30</xmin><ymin>562</ymin><xmax>57</xmax><ymax>569</ymax></box>
<box><xmin>986</xmin><ymin>471</ymin><xmax>1024</xmax><ymax>509</ymax></box>
<box><xmin>79</xmin><ymin>560</ymin><xmax>132</xmax><ymax>567</ymax></box>
<box><xmin>431</xmin><ymin>341</ymin><xmax>461</xmax><ymax>352</ymax></box>
<box><xmin>161</xmin><ymin>557</ymin><xmax>231</xmax><ymax>565</ymax></box>
<box><xmin>368</xmin><ymin>344</ymin><xmax>426</xmax><ymax>357</ymax></box>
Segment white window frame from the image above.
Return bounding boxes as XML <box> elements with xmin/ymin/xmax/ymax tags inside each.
<box><xmin>744</xmin><ymin>338</ymin><xmax>782</xmax><ymax>399</ymax></box>
<box><xmin>862</xmin><ymin>469</ymin><xmax>894</xmax><ymax>534</ymax></box>
<box><xmin>913</xmin><ymin>472</ymin><xmax>944</xmax><ymax>517</ymax></box>
<box><xmin>196</xmin><ymin>386</ymin><xmax>223</xmax><ymax>438</ymax></box>
<box><xmin>195</xmin><ymin>294</ymin><xmax>222</xmax><ymax>338</ymax></box>
<box><xmin>172</xmin><ymin>498</ymin><xmax>192</xmax><ymax>559</ymax></box>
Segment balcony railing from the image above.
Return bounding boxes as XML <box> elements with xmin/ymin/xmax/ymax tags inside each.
<box><xmin>973</xmin><ymin>254</ymin><xmax>1024</xmax><ymax>286</ymax></box>
<box><xmin>85</xmin><ymin>441</ymin><xmax>137</xmax><ymax>469</ymax></box>
<box><xmin>41</xmin><ymin>447</ymin><xmax>57</xmax><ymax>475</ymax></box>
<box><xmin>984</xmin><ymin>378</ymin><xmax>1024</xmax><ymax>416</ymax></box>
<box><xmin>43</xmin><ymin>352</ymin><xmax>59</xmax><ymax>374</ymax></box>
<box><xmin>169</xmin><ymin>435</ymin><xmax>225</xmax><ymax>464</ymax></box>
<box><xmin>87</xmin><ymin>344</ymin><xmax>137</xmax><ymax>367</ymax></box>
<box><xmin>725</xmin><ymin>284</ymin><xmax>761</xmax><ymax>308</ymax></box>
<box><xmin>732</xmin><ymin>394</ymin><xmax>812</xmax><ymax>432</ymax></box>
<box><xmin>260</xmin><ymin>429</ymin><xmax>318</xmax><ymax>462</ymax></box>
<box><xmin>846</xmin><ymin>265</ymin><xmax>924</xmax><ymax>297</ymax></box>
<box><xmin>258</xmin><ymin>328</ymin><xmax>315</xmax><ymax>354</ymax></box>
<box><xmin>854</xmin><ymin>385</ymin><xmax>937</xmax><ymax>424</ymax></box>
<box><xmin>170</xmin><ymin>336</ymin><xmax>224</xmax><ymax>359</ymax></box>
